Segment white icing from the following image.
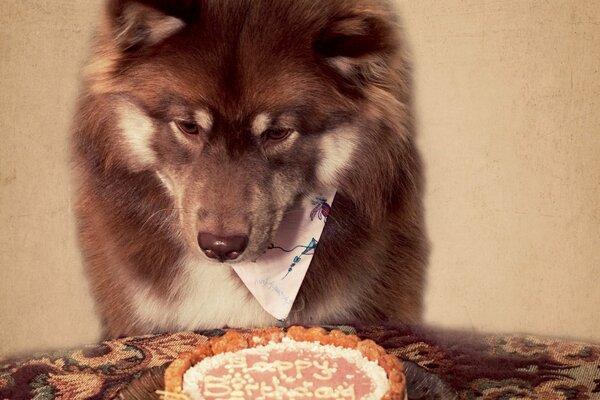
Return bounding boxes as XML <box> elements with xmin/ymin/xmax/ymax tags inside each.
<box><xmin>182</xmin><ymin>338</ymin><xmax>389</xmax><ymax>400</ymax></box>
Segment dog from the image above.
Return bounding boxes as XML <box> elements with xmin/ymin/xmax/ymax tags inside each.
<box><xmin>72</xmin><ymin>0</ymin><xmax>428</xmax><ymax>340</ymax></box>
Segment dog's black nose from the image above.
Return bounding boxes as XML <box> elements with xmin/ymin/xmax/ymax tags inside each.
<box><xmin>197</xmin><ymin>232</ymin><xmax>248</xmax><ymax>262</ymax></box>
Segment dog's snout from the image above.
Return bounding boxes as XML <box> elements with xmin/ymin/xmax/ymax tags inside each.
<box><xmin>197</xmin><ymin>232</ymin><xmax>249</xmax><ymax>262</ymax></box>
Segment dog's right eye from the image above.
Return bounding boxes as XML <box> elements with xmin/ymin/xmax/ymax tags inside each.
<box><xmin>175</xmin><ymin>120</ymin><xmax>199</xmax><ymax>135</ymax></box>
<box><xmin>263</xmin><ymin>128</ymin><xmax>293</xmax><ymax>143</ymax></box>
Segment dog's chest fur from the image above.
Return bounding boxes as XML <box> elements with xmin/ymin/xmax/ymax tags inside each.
<box><xmin>127</xmin><ymin>258</ymin><xmax>277</xmax><ymax>331</ymax></box>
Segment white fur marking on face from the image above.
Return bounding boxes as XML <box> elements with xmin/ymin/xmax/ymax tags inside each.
<box><xmin>317</xmin><ymin>127</ymin><xmax>359</xmax><ymax>186</ymax></box>
<box><xmin>328</xmin><ymin>56</ymin><xmax>357</xmax><ymax>76</ymax></box>
<box><xmin>252</xmin><ymin>113</ymin><xmax>271</xmax><ymax>136</ymax></box>
<box><xmin>194</xmin><ymin>109</ymin><xmax>213</xmax><ymax>132</ymax></box>
<box><xmin>117</xmin><ymin>103</ymin><xmax>156</xmax><ymax>169</ymax></box>
<box><xmin>155</xmin><ymin>169</ymin><xmax>187</xmax><ymax>231</ymax></box>
<box><xmin>156</xmin><ymin>171</ymin><xmax>174</xmax><ymax>194</ymax></box>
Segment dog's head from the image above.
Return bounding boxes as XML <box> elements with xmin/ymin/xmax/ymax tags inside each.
<box><xmin>78</xmin><ymin>0</ymin><xmax>412</xmax><ymax>264</ymax></box>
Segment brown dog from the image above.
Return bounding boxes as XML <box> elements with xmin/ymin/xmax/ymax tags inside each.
<box><xmin>72</xmin><ymin>0</ymin><xmax>428</xmax><ymax>339</ymax></box>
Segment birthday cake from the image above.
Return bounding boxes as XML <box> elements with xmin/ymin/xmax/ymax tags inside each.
<box><xmin>163</xmin><ymin>327</ymin><xmax>406</xmax><ymax>400</ymax></box>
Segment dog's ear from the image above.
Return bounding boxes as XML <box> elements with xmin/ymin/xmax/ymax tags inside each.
<box><xmin>315</xmin><ymin>6</ymin><xmax>398</xmax><ymax>81</ymax></box>
<box><xmin>84</xmin><ymin>0</ymin><xmax>197</xmax><ymax>93</ymax></box>
<box><xmin>106</xmin><ymin>0</ymin><xmax>196</xmax><ymax>51</ymax></box>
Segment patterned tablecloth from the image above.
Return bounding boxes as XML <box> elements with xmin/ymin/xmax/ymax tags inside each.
<box><xmin>1</xmin><ymin>325</ymin><xmax>599</xmax><ymax>399</ymax></box>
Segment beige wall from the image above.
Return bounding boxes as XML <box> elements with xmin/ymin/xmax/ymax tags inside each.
<box><xmin>1</xmin><ymin>1</ymin><xmax>599</xmax><ymax>357</ymax></box>
<box><xmin>406</xmin><ymin>1</ymin><xmax>600</xmax><ymax>340</ymax></box>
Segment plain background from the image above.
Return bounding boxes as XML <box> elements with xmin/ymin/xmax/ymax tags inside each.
<box><xmin>1</xmin><ymin>0</ymin><xmax>599</xmax><ymax>357</ymax></box>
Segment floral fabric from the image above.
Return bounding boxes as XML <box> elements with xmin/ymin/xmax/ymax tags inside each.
<box><xmin>1</xmin><ymin>326</ymin><xmax>598</xmax><ymax>399</ymax></box>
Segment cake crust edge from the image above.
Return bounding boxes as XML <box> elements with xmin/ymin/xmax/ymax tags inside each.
<box><xmin>162</xmin><ymin>327</ymin><xmax>406</xmax><ymax>400</ymax></box>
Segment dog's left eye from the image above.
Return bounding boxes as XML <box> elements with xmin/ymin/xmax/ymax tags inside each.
<box><xmin>263</xmin><ymin>128</ymin><xmax>293</xmax><ymax>142</ymax></box>
<box><xmin>175</xmin><ymin>120</ymin><xmax>199</xmax><ymax>135</ymax></box>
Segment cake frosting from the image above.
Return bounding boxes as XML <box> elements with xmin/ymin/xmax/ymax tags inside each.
<box><xmin>182</xmin><ymin>338</ymin><xmax>388</xmax><ymax>400</ymax></box>
<box><xmin>163</xmin><ymin>327</ymin><xmax>406</xmax><ymax>400</ymax></box>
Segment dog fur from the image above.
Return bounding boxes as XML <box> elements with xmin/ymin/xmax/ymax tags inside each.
<box><xmin>72</xmin><ymin>0</ymin><xmax>428</xmax><ymax>339</ymax></box>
